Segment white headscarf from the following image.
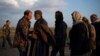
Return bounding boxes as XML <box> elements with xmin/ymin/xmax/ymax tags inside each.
<box><xmin>72</xmin><ymin>11</ymin><xmax>83</xmax><ymax>24</ymax></box>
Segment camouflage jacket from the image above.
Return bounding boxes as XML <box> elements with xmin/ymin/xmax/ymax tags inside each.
<box><xmin>13</xmin><ymin>16</ymin><xmax>30</xmax><ymax>52</ymax></box>
<box><xmin>2</xmin><ymin>24</ymin><xmax>10</xmax><ymax>37</ymax></box>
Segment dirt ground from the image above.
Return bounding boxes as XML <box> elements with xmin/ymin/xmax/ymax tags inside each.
<box><xmin>0</xmin><ymin>28</ymin><xmax>70</xmax><ymax>56</ymax></box>
<box><xmin>0</xmin><ymin>37</ymin><xmax>70</xmax><ymax>56</ymax></box>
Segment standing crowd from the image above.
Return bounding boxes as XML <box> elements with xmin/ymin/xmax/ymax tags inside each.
<box><xmin>1</xmin><ymin>10</ymin><xmax>98</xmax><ymax>56</ymax></box>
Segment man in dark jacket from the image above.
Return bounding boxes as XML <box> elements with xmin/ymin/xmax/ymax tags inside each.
<box><xmin>51</xmin><ymin>11</ymin><xmax>67</xmax><ymax>56</ymax></box>
<box><xmin>90</xmin><ymin>14</ymin><xmax>100</xmax><ymax>56</ymax></box>
<box><xmin>13</xmin><ymin>10</ymin><xmax>32</xmax><ymax>56</ymax></box>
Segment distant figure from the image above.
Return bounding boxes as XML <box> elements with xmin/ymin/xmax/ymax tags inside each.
<box><xmin>13</xmin><ymin>10</ymin><xmax>32</xmax><ymax>56</ymax></box>
<box><xmin>33</xmin><ymin>10</ymin><xmax>55</xmax><ymax>56</ymax></box>
<box><xmin>2</xmin><ymin>20</ymin><xmax>12</xmax><ymax>47</ymax></box>
<box><xmin>51</xmin><ymin>11</ymin><xmax>67</xmax><ymax>56</ymax></box>
<box><xmin>90</xmin><ymin>14</ymin><xmax>100</xmax><ymax>56</ymax></box>
<box><xmin>82</xmin><ymin>17</ymin><xmax>96</xmax><ymax>56</ymax></box>
<box><xmin>69</xmin><ymin>11</ymin><xmax>91</xmax><ymax>56</ymax></box>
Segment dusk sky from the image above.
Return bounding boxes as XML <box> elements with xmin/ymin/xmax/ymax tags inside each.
<box><xmin>0</xmin><ymin>0</ymin><xmax>100</xmax><ymax>27</ymax></box>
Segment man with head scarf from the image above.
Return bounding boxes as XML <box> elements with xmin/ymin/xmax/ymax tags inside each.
<box><xmin>69</xmin><ymin>11</ymin><xmax>91</xmax><ymax>56</ymax></box>
<box><xmin>32</xmin><ymin>10</ymin><xmax>55</xmax><ymax>56</ymax></box>
<box><xmin>51</xmin><ymin>11</ymin><xmax>67</xmax><ymax>56</ymax></box>
<box><xmin>90</xmin><ymin>14</ymin><xmax>100</xmax><ymax>56</ymax></box>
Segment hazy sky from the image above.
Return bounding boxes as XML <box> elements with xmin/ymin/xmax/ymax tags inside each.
<box><xmin>0</xmin><ymin>0</ymin><xmax>100</xmax><ymax>27</ymax></box>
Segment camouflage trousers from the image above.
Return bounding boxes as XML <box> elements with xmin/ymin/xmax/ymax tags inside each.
<box><xmin>2</xmin><ymin>36</ymin><xmax>12</xmax><ymax>47</ymax></box>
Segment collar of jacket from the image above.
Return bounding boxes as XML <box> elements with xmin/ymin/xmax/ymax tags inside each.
<box><xmin>94</xmin><ymin>19</ymin><xmax>100</xmax><ymax>23</ymax></box>
<box><xmin>73</xmin><ymin>20</ymin><xmax>83</xmax><ymax>25</ymax></box>
<box><xmin>23</xmin><ymin>16</ymin><xmax>30</xmax><ymax>23</ymax></box>
<box><xmin>36</xmin><ymin>18</ymin><xmax>43</xmax><ymax>23</ymax></box>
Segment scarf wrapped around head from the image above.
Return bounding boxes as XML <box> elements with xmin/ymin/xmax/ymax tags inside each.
<box><xmin>72</xmin><ymin>11</ymin><xmax>83</xmax><ymax>24</ymax></box>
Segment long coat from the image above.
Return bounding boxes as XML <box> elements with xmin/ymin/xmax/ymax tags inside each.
<box><xmin>69</xmin><ymin>22</ymin><xmax>91</xmax><ymax>55</ymax></box>
<box><xmin>13</xmin><ymin>16</ymin><xmax>30</xmax><ymax>52</ymax></box>
<box><xmin>86</xmin><ymin>23</ymin><xmax>96</xmax><ymax>50</ymax></box>
<box><xmin>32</xmin><ymin>18</ymin><xmax>55</xmax><ymax>56</ymax></box>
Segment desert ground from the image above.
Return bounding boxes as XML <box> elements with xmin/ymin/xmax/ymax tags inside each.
<box><xmin>0</xmin><ymin>28</ymin><xmax>71</xmax><ymax>56</ymax></box>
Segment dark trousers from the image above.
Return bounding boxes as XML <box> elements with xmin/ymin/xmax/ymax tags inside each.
<box><xmin>97</xmin><ymin>48</ymin><xmax>100</xmax><ymax>56</ymax></box>
<box><xmin>2</xmin><ymin>36</ymin><xmax>12</xmax><ymax>47</ymax></box>
<box><xmin>35</xmin><ymin>41</ymin><xmax>49</xmax><ymax>56</ymax></box>
<box><xmin>51</xmin><ymin>45</ymin><xmax>65</xmax><ymax>56</ymax></box>
<box><xmin>91</xmin><ymin>49</ymin><xmax>96</xmax><ymax>56</ymax></box>
<box><xmin>18</xmin><ymin>48</ymin><xmax>27</xmax><ymax>56</ymax></box>
<box><xmin>71</xmin><ymin>52</ymin><xmax>91</xmax><ymax>56</ymax></box>
<box><xmin>29</xmin><ymin>40</ymin><xmax>35</xmax><ymax>56</ymax></box>
<box><xmin>46</xmin><ymin>45</ymin><xmax>49</xmax><ymax>56</ymax></box>
<box><xmin>18</xmin><ymin>42</ymin><xmax>29</xmax><ymax>56</ymax></box>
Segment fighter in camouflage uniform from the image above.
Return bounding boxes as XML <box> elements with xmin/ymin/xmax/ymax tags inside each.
<box><xmin>2</xmin><ymin>20</ymin><xmax>12</xmax><ymax>47</ymax></box>
<box><xmin>13</xmin><ymin>10</ymin><xmax>32</xmax><ymax>56</ymax></box>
